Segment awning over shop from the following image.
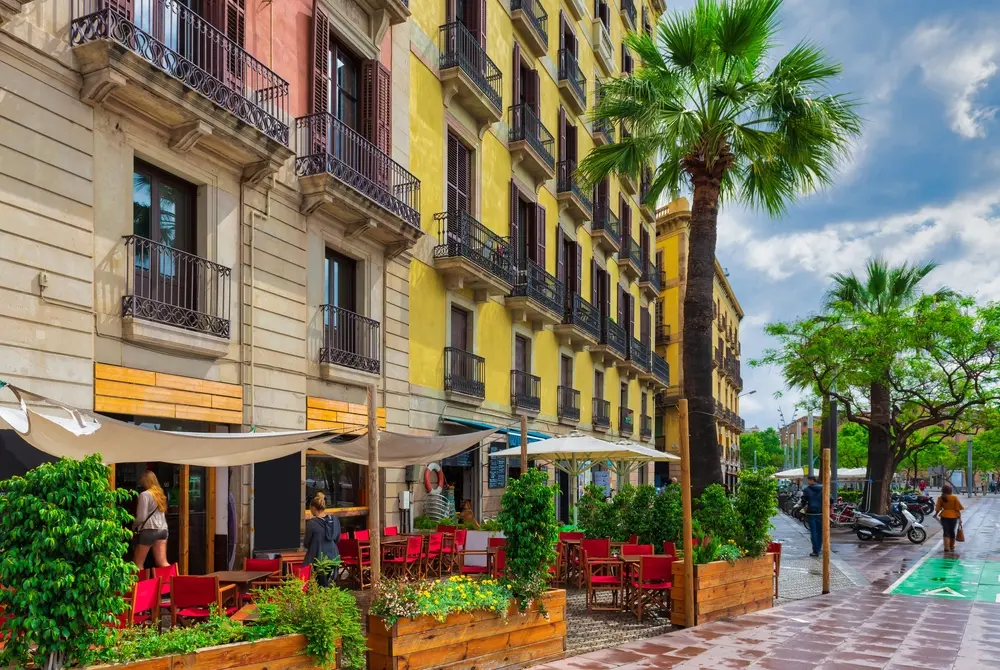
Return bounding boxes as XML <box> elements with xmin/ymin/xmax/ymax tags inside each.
<box><xmin>441</xmin><ymin>417</ymin><xmax>550</xmax><ymax>448</ymax></box>
<box><xmin>773</xmin><ymin>466</ymin><xmax>868</xmax><ymax>481</ymax></box>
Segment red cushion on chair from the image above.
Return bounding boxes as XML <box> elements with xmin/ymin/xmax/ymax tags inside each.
<box><xmin>176</xmin><ymin>605</ymin><xmax>238</xmax><ymax>618</ymax></box>
<box><xmin>460</xmin><ymin>565</ymin><xmax>490</xmax><ymax>574</ymax></box>
<box><xmin>589</xmin><ymin>575</ymin><xmax>622</xmax><ymax>585</ymax></box>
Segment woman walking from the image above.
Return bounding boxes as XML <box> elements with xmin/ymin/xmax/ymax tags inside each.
<box><xmin>304</xmin><ymin>492</ymin><xmax>340</xmax><ymax>585</ymax></box>
<box><xmin>133</xmin><ymin>470</ymin><xmax>170</xmax><ymax>568</ymax></box>
<box><xmin>934</xmin><ymin>483</ymin><xmax>963</xmax><ymax>554</ymax></box>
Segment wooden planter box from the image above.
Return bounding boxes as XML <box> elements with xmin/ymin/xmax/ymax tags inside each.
<box><xmin>670</xmin><ymin>555</ymin><xmax>774</xmax><ymax>626</ymax></box>
<box><xmin>367</xmin><ymin>589</ymin><xmax>566</xmax><ymax>670</ymax></box>
<box><xmin>88</xmin><ymin>634</ymin><xmax>332</xmax><ymax>669</ymax></box>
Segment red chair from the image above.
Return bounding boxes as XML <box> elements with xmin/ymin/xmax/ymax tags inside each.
<box><xmin>354</xmin><ymin>529</ymin><xmax>370</xmax><ymax>541</ymax></box>
<box><xmin>170</xmin><ymin>576</ymin><xmax>238</xmax><ymax>626</ymax></box>
<box><xmin>421</xmin><ymin>532</ymin><xmax>445</xmax><ymax>578</ymax></box>
<box><xmin>622</xmin><ymin>544</ymin><xmax>654</xmax><ymax>556</ymax></box>
<box><xmin>628</xmin><ymin>535</ymin><xmax>640</xmax><ymax>544</ymax></box>
<box><xmin>384</xmin><ymin>526</ymin><xmax>399</xmax><ymax>536</ymax></box>
<box><xmin>631</xmin><ymin>556</ymin><xmax>674</xmax><ymax>621</ymax></box>
<box><xmin>584</xmin><ymin>539</ymin><xmax>621</xmax><ymax>612</ymax></box>
<box><xmin>243</xmin><ymin>558</ymin><xmax>281</xmax><ymax>601</ymax></box>
<box><xmin>559</xmin><ymin>532</ymin><xmax>584</xmax><ymax>585</ymax></box>
<box><xmin>152</xmin><ymin>563</ymin><xmax>178</xmax><ymax>604</ymax></box>
<box><xmin>491</xmin><ymin>548</ymin><xmax>506</xmax><ymax>579</ymax></box>
<box><xmin>436</xmin><ymin>524</ymin><xmax>457</xmax><ymax>534</ymax></box>
<box><xmin>662</xmin><ymin>541</ymin><xmax>677</xmax><ymax>557</ymax></box>
<box><xmin>767</xmin><ymin>542</ymin><xmax>782</xmax><ymax>598</ymax></box>
<box><xmin>338</xmin><ymin>539</ymin><xmax>372</xmax><ymax>589</ymax></box>
<box><xmin>458</xmin><ymin>536</ymin><xmax>504</xmax><ymax>576</ymax></box>
<box><xmin>117</xmin><ymin>577</ymin><xmax>161</xmax><ymax>628</ymax></box>
<box><xmin>384</xmin><ymin>536</ymin><xmax>423</xmax><ymax>580</ymax></box>
<box><xmin>579</xmin><ymin>539</ymin><xmax>611</xmax><ymax>588</ymax></box>
<box><xmin>549</xmin><ymin>541</ymin><xmax>563</xmax><ymax>585</ymax></box>
<box><xmin>441</xmin><ymin>528</ymin><xmax>467</xmax><ymax>573</ymax></box>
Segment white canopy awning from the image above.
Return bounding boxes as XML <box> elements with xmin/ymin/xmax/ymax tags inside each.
<box><xmin>0</xmin><ymin>384</ymin><xmax>499</xmax><ymax>467</ymax></box>
<box><xmin>774</xmin><ymin>466</ymin><xmax>868</xmax><ymax>481</ymax></box>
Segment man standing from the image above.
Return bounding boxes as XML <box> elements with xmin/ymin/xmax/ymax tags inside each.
<box><xmin>802</xmin><ymin>475</ymin><xmax>824</xmax><ymax>558</ymax></box>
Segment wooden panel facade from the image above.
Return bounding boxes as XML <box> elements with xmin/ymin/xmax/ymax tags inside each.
<box><xmin>306</xmin><ymin>396</ymin><xmax>387</xmax><ymax>431</ymax></box>
<box><xmin>87</xmin><ymin>634</ymin><xmax>332</xmax><ymax>669</ymax></box>
<box><xmin>367</xmin><ymin>589</ymin><xmax>566</xmax><ymax>670</ymax></box>
<box><xmin>94</xmin><ymin>363</ymin><xmax>243</xmax><ymax>424</ymax></box>
<box><xmin>670</xmin><ymin>555</ymin><xmax>775</xmax><ymax>626</ymax></box>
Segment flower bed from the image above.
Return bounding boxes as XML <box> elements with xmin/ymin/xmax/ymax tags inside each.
<box><xmin>86</xmin><ymin>634</ymin><xmax>329</xmax><ymax>670</ymax></box>
<box><xmin>669</xmin><ymin>555</ymin><xmax>775</xmax><ymax>626</ymax></box>
<box><xmin>367</xmin><ymin>589</ymin><xmax>566</xmax><ymax>670</ymax></box>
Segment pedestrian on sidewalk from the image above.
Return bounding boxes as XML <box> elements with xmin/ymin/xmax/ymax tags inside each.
<box><xmin>802</xmin><ymin>474</ymin><xmax>824</xmax><ymax>557</ymax></box>
<box><xmin>934</xmin><ymin>483</ymin><xmax>963</xmax><ymax>554</ymax></box>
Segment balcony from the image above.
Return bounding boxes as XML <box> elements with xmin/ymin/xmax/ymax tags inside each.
<box><xmin>372</xmin><ymin>0</ymin><xmax>411</xmax><ymax>24</ymax></box>
<box><xmin>651</xmin><ymin>354</ymin><xmax>670</xmax><ymax>390</ymax></box>
<box><xmin>557</xmin><ymin>160</ymin><xmax>594</xmax><ymax>225</ymax></box>
<box><xmin>508</xmin><ymin>259</ymin><xmax>566</xmax><ymax>329</ymax></box>
<box><xmin>433</xmin><ymin>211</ymin><xmax>514</xmax><ymax>299</ymax></box>
<box><xmin>71</xmin><ymin>0</ymin><xmax>291</xmax><ymax>172</ymax></box>
<box><xmin>557</xmin><ymin>49</ymin><xmax>587</xmax><ymax>114</ymax></box>
<box><xmin>592</xmin><ymin>317</ymin><xmax>628</xmax><ymax>364</ymax></box>
<box><xmin>592</xmin><ymin>19</ymin><xmax>615</xmax><ymax>75</ymax></box>
<box><xmin>639</xmin><ymin>259</ymin><xmax>661</xmax><ymax>299</ymax></box>
<box><xmin>621</xmin><ymin>337</ymin><xmax>650</xmax><ymax>380</ymax></box>
<box><xmin>439</xmin><ymin>22</ymin><xmax>503</xmax><ymax>133</ymax></box>
<box><xmin>0</xmin><ymin>0</ymin><xmax>30</xmax><ymax>26</ymax></box>
<box><xmin>509</xmin><ymin>104</ymin><xmax>556</xmax><ymax>184</ymax></box>
<box><xmin>511</xmin><ymin>0</ymin><xmax>548</xmax><ymax>57</ymax></box>
<box><xmin>565</xmin><ymin>0</ymin><xmax>587</xmax><ymax>20</ymax></box>
<box><xmin>616</xmin><ymin>236</ymin><xmax>642</xmax><ymax>281</ymax></box>
<box><xmin>620</xmin><ymin>170</ymin><xmax>639</xmax><ymax>196</ymax></box>
<box><xmin>557</xmin><ymin>386</ymin><xmax>581</xmax><ymax>425</ymax></box>
<box><xmin>593</xmin><ymin>116</ymin><xmax>616</xmax><ymax>146</ymax></box>
<box><xmin>639</xmin><ymin>168</ymin><xmax>655</xmax><ymax>220</ymax></box>
<box><xmin>320</xmin><ymin>305</ymin><xmax>380</xmax><ymax>377</ymax></box>
<box><xmin>655</xmin><ymin>323</ymin><xmax>671</xmax><ymax>347</ymax></box>
<box><xmin>444</xmin><ymin>347</ymin><xmax>486</xmax><ymax>405</ymax></box>
<box><xmin>554</xmin><ymin>293</ymin><xmax>602</xmax><ymax>350</ymax></box>
<box><xmin>511</xmin><ymin>370</ymin><xmax>541</xmax><ymax>414</ymax></box>
<box><xmin>651</xmin><ymin>0</ymin><xmax>667</xmax><ymax>13</ymax></box>
<box><xmin>713</xmin><ymin>347</ymin><xmax>723</xmax><ymax>369</ymax></box>
<box><xmin>621</xmin><ymin>0</ymin><xmax>637</xmax><ymax>29</ymax></box>
<box><xmin>121</xmin><ymin>235</ymin><xmax>231</xmax><ymax>358</ymax></box>
<box><xmin>619</xmin><ymin>407</ymin><xmax>634</xmax><ymax>437</ymax></box>
<box><xmin>591</xmin><ymin>203</ymin><xmax>621</xmax><ymax>254</ymax></box>
<box><xmin>593</xmin><ymin>398</ymin><xmax>611</xmax><ymax>432</ymax></box>
<box><xmin>296</xmin><ymin>113</ymin><xmax>421</xmax><ymax>245</ymax></box>
<box><xmin>655</xmin><ymin>386</ymin><xmax>682</xmax><ymax>409</ymax></box>
<box><xmin>640</xmin><ymin>413</ymin><xmax>652</xmax><ymax>441</ymax></box>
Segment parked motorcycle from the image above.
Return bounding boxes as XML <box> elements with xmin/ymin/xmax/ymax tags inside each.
<box><xmin>854</xmin><ymin>503</ymin><xmax>927</xmax><ymax>543</ymax></box>
<box><xmin>887</xmin><ymin>502</ymin><xmax>924</xmax><ymax>527</ymax></box>
<box><xmin>892</xmin><ymin>492</ymin><xmax>935</xmax><ymax>515</ymax></box>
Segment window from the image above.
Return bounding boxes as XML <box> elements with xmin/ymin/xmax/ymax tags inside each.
<box><xmin>447</xmin><ymin>132</ymin><xmax>472</xmax><ymax>215</ymax></box>
<box><xmin>306</xmin><ymin>453</ymin><xmax>365</xmax><ymax>509</ymax></box>
<box><xmin>515</xmin><ymin>334</ymin><xmax>531</xmax><ymax>372</ymax></box>
<box><xmin>557</xmin><ymin>230</ymin><xmax>582</xmax><ymax>296</ymax></box>
<box><xmin>325</xmin><ymin>249</ymin><xmax>357</xmax><ymax>313</ymax></box>
<box><xmin>510</xmin><ymin>184</ymin><xmax>545</xmax><ymax>267</ymax></box>
<box><xmin>513</xmin><ymin>46</ymin><xmax>540</xmax><ymax>109</ymax></box>
<box><xmin>452</xmin><ymin>0</ymin><xmax>486</xmax><ymax>46</ymax></box>
<box><xmin>324</xmin><ymin>40</ymin><xmax>360</xmax><ymax>129</ymax></box>
<box><xmin>561</xmin><ymin>355</ymin><xmax>573</xmax><ymax>389</ymax></box>
<box><xmin>558</xmin><ymin>108</ymin><xmax>579</xmax><ymax>167</ymax></box>
<box><xmin>560</xmin><ymin>13</ymin><xmax>578</xmax><ymax>57</ymax></box>
<box><xmin>450</xmin><ymin>305</ymin><xmax>470</xmax><ymax>351</ymax></box>
<box><xmin>620</xmin><ymin>382</ymin><xmax>628</xmax><ymax>408</ymax></box>
<box><xmin>595</xmin><ymin>0</ymin><xmax>610</xmax><ymax>29</ymax></box>
<box><xmin>594</xmin><ymin>369</ymin><xmax>604</xmax><ymax>399</ymax></box>
<box><xmin>622</xmin><ymin>45</ymin><xmax>634</xmax><ymax>75</ymax></box>
<box><xmin>641</xmin><ymin>391</ymin><xmax>648</xmax><ymax>417</ymax></box>
<box><xmin>592</xmin><ymin>263</ymin><xmax>610</xmax><ymax>319</ymax></box>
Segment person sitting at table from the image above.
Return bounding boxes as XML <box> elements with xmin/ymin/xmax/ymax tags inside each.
<box><xmin>458</xmin><ymin>499</ymin><xmax>479</xmax><ymax>529</ymax></box>
<box><xmin>304</xmin><ymin>492</ymin><xmax>340</xmax><ymax>586</ymax></box>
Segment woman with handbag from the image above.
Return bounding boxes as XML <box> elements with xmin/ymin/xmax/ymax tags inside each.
<box><xmin>133</xmin><ymin>470</ymin><xmax>170</xmax><ymax>568</ymax></box>
<box><xmin>934</xmin><ymin>483</ymin><xmax>964</xmax><ymax>554</ymax></box>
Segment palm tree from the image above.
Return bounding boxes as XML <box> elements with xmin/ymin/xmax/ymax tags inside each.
<box><xmin>825</xmin><ymin>258</ymin><xmax>952</xmax><ymax>511</ymax></box>
<box><xmin>578</xmin><ymin>0</ymin><xmax>862</xmax><ymax>494</ymax></box>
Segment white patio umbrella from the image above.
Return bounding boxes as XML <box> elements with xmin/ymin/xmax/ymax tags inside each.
<box><xmin>489</xmin><ymin>432</ymin><xmax>678</xmax><ymax>524</ymax></box>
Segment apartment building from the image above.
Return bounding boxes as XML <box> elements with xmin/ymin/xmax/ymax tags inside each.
<box><xmin>0</xmin><ymin>0</ymin><xmax>415</xmax><ymax>571</ymax></box>
<box><xmin>654</xmin><ymin>198</ymin><xmax>745</xmax><ymax>489</ymax></box>
<box><xmin>403</xmin><ymin>0</ymin><xmax>669</xmax><ymax>522</ymax></box>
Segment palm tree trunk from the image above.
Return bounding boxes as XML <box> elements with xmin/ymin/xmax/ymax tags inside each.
<box><xmin>864</xmin><ymin>381</ymin><xmax>892</xmax><ymax>513</ymax></box>
<box><xmin>685</xmin><ymin>181</ymin><xmax>724</xmax><ymax>496</ymax></box>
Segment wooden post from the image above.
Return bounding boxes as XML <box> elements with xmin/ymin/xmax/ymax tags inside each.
<box><xmin>367</xmin><ymin>384</ymin><xmax>381</xmax><ymax>586</ymax></box>
<box><xmin>180</xmin><ymin>464</ymin><xmax>190</xmax><ymax>574</ymax></box>
<box><xmin>206</xmin><ymin>467</ymin><xmax>216</xmax><ymax>574</ymax></box>
<box><xmin>108</xmin><ymin>464</ymin><xmax>116</xmax><ymax>489</ymax></box>
<box><xmin>822</xmin><ymin>447</ymin><xmax>831</xmax><ymax>594</ymax></box>
<box><xmin>520</xmin><ymin>414</ymin><xmax>528</xmax><ymax>475</ymax></box>
<box><xmin>678</xmin><ymin>399</ymin><xmax>695</xmax><ymax>627</ymax></box>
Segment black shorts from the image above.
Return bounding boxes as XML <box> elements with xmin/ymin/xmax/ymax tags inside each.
<box><xmin>137</xmin><ymin>529</ymin><xmax>168</xmax><ymax>546</ymax></box>
<box><xmin>940</xmin><ymin>517</ymin><xmax>959</xmax><ymax>540</ymax></box>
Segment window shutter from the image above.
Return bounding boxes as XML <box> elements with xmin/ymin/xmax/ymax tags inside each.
<box><xmin>641</xmin><ymin>309</ymin><xmax>650</xmax><ymax>346</ymax></box>
<box><xmin>361</xmin><ymin>60</ymin><xmax>392</xmax><ymax>155</ymax></box>
<box><xmin>224</xmin><ymin>0</ymin><xmax>246</xmax><ymax>46</ymax></box>
<box><xmin>476</xmin><ymin>0</ymin><xmax>487</xmax><ymax>46</ymax></box>
<box><xmin>312</xmin><ymin>1</ymin><xmax>330</xmax><ymax>115</ymax></box>
<box><xmin>591</xmin><ymin>259</ymin><xmax>599</xmax><ymax>306</ymax></box>
<box><xmin>558</xmin><ymin>106</ymin><xmax>567</xmax><ymax>163</ymax></box>
<box><xmin>446</xmin><ymin>0</ymin><xmax>456</xmax><ymax>22</ymax></box>
<box><xmin>618</xmin><ymin>286</ymin><xmax>626</xmax><ymax>325</ymax></box>
<box><xmin>604</xmin><ymin>272</ymin><xmax>611</xmax><ymax>320</ymax></box>
<box><xmin>448</xmin><ymin>134</ymin><xmax>470</xmax><ymax>215</ymax></box>
<box><xmin>529</xmin><ymin>70</ymin><xmax>541</xmax><ymax>110</ymax></box>
<box><xmin>576</xmin><ymin>243</ymin><xmax>583</xmax><ymax>296</ymax></box>
<box><xmin>535</xmin><ymin>204</ymin><xmax>546</xmax><ymax>268</ymax></box>
<box><xmin>108</xmin><ymin>0</ymin><xmax>133</xmax><ymax>20</ymax></box>
<box><xmin>509</xmin><ymin>181</ymin><xmax>520</xmax><ymax>265</ymax></box>
<box><xmin>628</xmin><ymin>294</ymin><xmax>635</xmax><ymax>338</ymax></box>
<box><xmin>559</xmin><ymin>10</ymin><xmax>565</xmax><ymax>51</ymax></box>
<box><xmin>556</xmin><ymin>226</ymin><xmax>566</xmax><ymax>285</ymax></box>
<box><xmin>512</xmin><ymin>42</ymin><xmax>521</xmax><ymax>105</ymax></box>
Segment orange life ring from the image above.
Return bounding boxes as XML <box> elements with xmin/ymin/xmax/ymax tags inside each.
<box><xmin>424</xmin><ymin>463</ymin><xmax>445</xmax><ymax>494</ymax></box>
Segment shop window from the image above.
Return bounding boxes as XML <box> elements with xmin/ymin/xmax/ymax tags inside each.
<box><xmin>306</xmin><ymin>453</ymin><xmax>365</xmax><ymax>510</ymax></box>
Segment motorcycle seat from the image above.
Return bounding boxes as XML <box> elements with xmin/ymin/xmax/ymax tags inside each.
<box><xmin>870</xmin><ymin>514</ymin><xmax>893</xmax><ymax>525</ymax></box>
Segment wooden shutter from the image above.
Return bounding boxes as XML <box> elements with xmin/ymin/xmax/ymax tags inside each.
<box><xmin>361</xmin><ymin>60</ymin><xmax>392</xmax><ymax>154</ymax></box>
<box><xmin>641</xmin><ymin>309</ymin><xmax>650</xmax><ymax>347</ymax></box>
<box><xmin>512</xmin><ymin>42</ymin><xmax>522</xmax><ymax>106</ymax></box>
<box><xmin>312</xmin><ymin>2</ymin><xmax>330</xmax><ymax>114</ymax></box>
<box><xmin>535</xmin><ymin>205</ymin><xmax>546</xmax><ymax>268</ymax></box>
<box><xmin>446</xmin><ymin>0</ymin><xmax>456</xmax><ymax>22</ymax></box>
<box><xmin>556</xmin><ymin>226</ymin><xmax>565</xmax><ymax>285</ymax></box>
<box><xmin>529</xmin><ymin>70</ymin><xmax>541</xmax><ymax>110</ymax></box>
<box><xmin>618</xmin><ymin>286</ymin><xmax>626</xmax><ymax>325</ymax></box>
<box><xmin>475</xmin><ymin>0</ymin><xmax>487</xmax><ymax>46</ymax></box>
<box><xmin>448</xmin><ymin>134</ymin><xmax>470</xmax><ymax>215</ymax></box>
<box><xmin>558</xmin><ymin>106</ymin><xmax>567</xmax><ymax>163</ymax></box>
<box><xmin>108</xmin><ymin>0</ymin><xmax>133</xmax><ymax>20</ymax></box>
<box><xmin>591</xmin><ymin>259</ymin><xmax>599</xmax><ymax>306</ymax></box>
<box><xmin>559</xmin><ymin>10</ymin><xmax>565</xmax><ymax>51</ymax></box>
<box><xmin>604</xmin><ymin>272</ymin><xmax>611</xmax><ymax>320</ymax></box>
<box><xmin>509</xmin><ymin>181</ymin><xmax>520</xmax><ymax>265</ymax></box>
<box><xmin>628</xmin><ymin>294</ymin><xmax>635</xmax><ymax>338</ymax></box>
<box><xmin>576</xmin><ymin>243</ymin><xmax>583</xmax><ymax>296</ymax></box>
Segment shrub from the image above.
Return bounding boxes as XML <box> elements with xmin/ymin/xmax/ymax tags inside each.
<box><xmin>0</xmin><ymin>455</ymin><xmax>136</xmax><ymax>670</ymax></box>
<box><xmin>497</xmin><ymin>468</ymin><xmax>558</xmax><ymax>607</ymax></box>
<box><xmin>838</xmin><ymin>489</ymin><xmax>861</xmax><ymax>504</ymax></box>
<box><xmin>694</xmin><ymin>484</ymin><xmax>741</xmax><ymax>544</ymax></box>
<box><xmin>576</xmin><ymin>483</ymin><xmax>611</xmax><ymax>539</ymax></box>
<box><xmin>369</xmin><ymin>577</ymin><xmax>511</xmax><ymax>627</ymax></box>
<box><xmin>735</xmin><ymin>468</ymin><xmax>779</xmax><ymax>557</ymax></box>
<box><xmin>626</xmin><ymin>484</ymin><xmax>658</xmax><ymax>544</ymax></box>
<box><xmin>649</xmin><ymin>485</ymin><xmax>683</xmax><ymax>546</ymax></box>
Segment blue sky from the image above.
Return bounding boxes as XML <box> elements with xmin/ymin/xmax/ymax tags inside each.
<box><xmin>666</xmin><ymin>0</ymin><xmax>1000</xmax><ymax>430</ymax></box>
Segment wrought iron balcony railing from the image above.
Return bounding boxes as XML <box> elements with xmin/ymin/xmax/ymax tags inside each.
<box><xmin>511</xmin><ymin>259</ymin><xmax>565</xmax><ymax>316</ymax></box>
<box><xmin>601</xmin><ymin>317</ymin><xmax>628</xmax><ymax>359</ymax></box>
<box><xmin>511</xmin><ymin>0</ymin><xmax>548</xmax><ymax>44</ymax></box>
<box><xmin>594</xmin><ymin>117</ymin><xmax>616</xmax><ymax>143</ymax></box>
<box><xmin>640</xmin><ymin>413</ymin><xmax>652</xmax><ymax>440</ymax></box>
<box><xmin>621</xmin><ymin>235</ymin><xmax>642</xmax><ymax>268</ymax></box>
<box><xmin>642</xmin><ymin>260</ymin><xmax>661</xmax><ymax>292</ymax></box>
<box><xmin>439</xmin><ymin>22</ymin><xmax>502</xmax><ymax>111</ymax></box>
<box><xmin>433</xmin><ymin>211</ymin><xmax>514</xmax><ymax>285</ymax></box>
<box><xmin>511</xmin><ymin>369</ymin><xmax>541</xmax><ymax>413</ymax></box>
<box><xmin>592</xmin><ymin>203</ymin><xmax>622</xmax><ymax>246</ymax></box>
<box><xmin>71</xmin><ymin>0</ymin><xmax>289</xmax><ymax>144</ymax></box>
<box><xmin>557</xmin><ymin>48</ymin><xmax>587</xmax><ymax>105</ymax></box>
<box><xmin>593</xmin><ymin>398</ymin><xmax>611</xmax><ymax>428</ymax></box>
<box><xmin>509</xmin><ymin>103</ymin><xmax>555</xmax><ymax>169</ymax></box>
<box><xmin>655</xmin><ymin>323</ymin><xmax>671</xmax><ymax>346</ymax></box>
<box><xmin>652</xmin><ymin>354</ymin><xmax>670</xmax><ymax>386</ymax></box>
<box><xmin>563</xmin><ymin>293</ymin><xmax>601</xmax><ymax>342</ymax></box>
<box><xmin>295</xmin><ymin>113</ymin><xmax>421</xmax><ymax>228</ymax></box>
<box><xmin>619</xmin><ymin>407</ymin><xmax>634</xmax><ymax>436</ymax></box>
<box><xmin>122</xmin><ymin>235</ymin><xmax>231</xmax><ymax>338</ymax></box>
<box><xmin>628</xmin><ymin>337</ymin><xmax>651</xmax><ymax>371</ymax></box>
<box><xmin>320</xmin><ymin>304</ymin><xmax>380</xmax><ymax>374</ymax></box>
<box><xmin>557</xmin><ymin>386</ymin><xmax>581</xmax><ymax>422</ymax></box>
<box><xmin>444</xmin><ymin>347</ymin><xmax>486</xmax><ymax>399</ymax></box>
<box><xmin>557</xmin><ymin>160</ymin><xmax>594</xmax><ymax>215</ymax></box>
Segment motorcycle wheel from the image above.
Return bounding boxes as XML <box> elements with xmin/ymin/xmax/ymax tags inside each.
<box><xmin>857</xmin><ymin>530</ymin><xmax>871</xmax><ymax>541</ymax></box>
<box><xmin>922</xmin><ymin>503</ymin><xmax>934</xmax><ymax>515</ymax></box>
<box><xmin>908</xmin><ymin>527</ymin><xmax>927</xmax><ymax>544</ymax></box>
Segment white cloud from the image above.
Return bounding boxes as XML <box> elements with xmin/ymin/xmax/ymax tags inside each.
<box><xmin>905</xmin><ymin>21</ymin><xmax>999</xmax><ymax>139</ymax></box>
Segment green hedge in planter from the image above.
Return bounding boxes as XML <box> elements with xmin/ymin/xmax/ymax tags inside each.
<box><xmin>498</xmin><ymin>469</ymin><xmax>558</xmax><ymax>608</ymax></box>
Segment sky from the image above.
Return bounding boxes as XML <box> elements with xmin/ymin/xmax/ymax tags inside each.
<box><xmin>665</xmin><ymin>0</ymin><xmax>1000</xmax><ymax>431</ymax></box>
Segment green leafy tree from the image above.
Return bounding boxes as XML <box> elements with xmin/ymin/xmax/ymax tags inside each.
<box><xmin>734</xmin><ymin>468</ymin><xmax>778</xmax><ymax>557</ymax></box>
<box><xmin>578</xmin><ymin>0</ymin><xmax>861</xmax><ymax>495</ymax></box>
<box><xmin>694</xmin><ymin>484</ymin><xmax>741</xmax><ymax>543</ymax></box>
<box><xmin>649</xmin><ymin>485</ymin><xmax>683</xmax><ymax>546</ymax></box>
<box><xmin>497</xmin><ymin>469</ymin><xmax>558</xmax><ymax>608</ymax></box>
<box><xmin>0</xmin><ymin>455</ymin><xmax>136</xmax><ymax>670</ymax></box>
<box><xmin>837</xmin><ymin>423</ymin><xmax>869</xmax><ymax>468</ymax></box>
<box><xmin>740</xmin><ymin>427</ymin><xmax>783</xmax><ymax>469</ymax></box>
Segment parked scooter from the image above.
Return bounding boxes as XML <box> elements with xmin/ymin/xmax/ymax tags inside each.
<box><xmin>854</xmin><ymin>502</ymin><xmax>927</xmax><ymax>543</ymax></box>
<box><xmin>888</xmin><ymin>502</ymin><xmax>925</xmax><ymax>527</ymax></box>
<box><xmin>892</xmin><ymin>492</ymin><xmax>935</xmax><ymax>515</ymax></box>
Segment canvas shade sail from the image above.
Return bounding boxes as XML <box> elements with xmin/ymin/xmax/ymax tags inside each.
<box><xmin>0</xmin><ymin>384</ymin><xmax>499</xmax><ymax>467</ymax></box>
<box><xmin>773</xmin><ymin>466</ymin><xmax>868</xmax><ymax>481</ymax></box>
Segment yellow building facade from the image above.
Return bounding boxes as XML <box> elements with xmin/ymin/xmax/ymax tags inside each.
<box><xmin>406</xmin><ymin>0</ymin><xmax>670</xmax><ymax>520</ymax></box>
<box><xmin>654</xmin><ymin>199</ymin><xmax>745</xmax><ymax>489</ymax></box>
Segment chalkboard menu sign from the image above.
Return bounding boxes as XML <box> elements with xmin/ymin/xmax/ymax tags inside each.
<box><xmin>488</xmin><ymin>442</ymin><xmax>507</xmax><ymax>489</ymax></box>
<box><xmin>442</xmin><ymin>450</ymin><xmax>474</xmax><ymax>467</ymax></box>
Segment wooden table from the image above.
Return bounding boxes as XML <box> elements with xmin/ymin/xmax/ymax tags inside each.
<box><xmin>206</xmin><ymin>570</ymin><xmax>275</xmax><ymax>600</ymax></box>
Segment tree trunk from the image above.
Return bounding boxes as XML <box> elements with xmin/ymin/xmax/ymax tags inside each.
<box><xmin>685</xmin><ymin>180</ymin><xmax>724</xmax><ymax>496</ymax></box>
<box><xmin>863</xmin><ymin>381</ymin><xmax>892</xmax><ymax>513</ymax></box>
